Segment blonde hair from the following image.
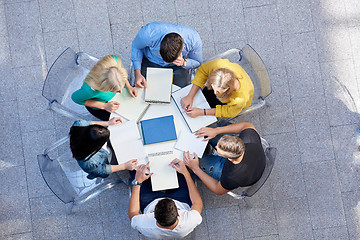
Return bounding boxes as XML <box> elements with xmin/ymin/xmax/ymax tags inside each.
<box><xmin>204</xmin><ymin>68</ymin><xmax>239</xmax><ymax>101</ymax></box>
<box><xmin>85</xmin><ymin>55</ymin><xmax>128</xmax><ymax>92</ymax></box>
<box><xmin>217</xmin><ymin>135</ymin><xmax>245</xmax><ymax>159</ymax></box>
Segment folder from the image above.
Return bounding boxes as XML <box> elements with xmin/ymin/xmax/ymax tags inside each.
<box><xmin>140</xmin><ymin>115</ymin><xmax>177</xmax><ymax>145</ymax></box>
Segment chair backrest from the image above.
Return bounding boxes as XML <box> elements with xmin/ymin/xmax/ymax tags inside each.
<box><xmin>37</xmin><ymin>136</ymin><xmax>120</xmax><ymax>205</ymax></box>
<box><xmin>227</xmin><ymin>146</ymin><xmax>277</xmax><ymax>199</ymax></box>
<box><xmin>42</xmin><ymin>47</ymin><xmax>99</xmax><ymax>119</ymax></box>
<box><xmin>205</xmin><ymin>45</ymin><xmax>272</xmax><ymax>117</ymax></box>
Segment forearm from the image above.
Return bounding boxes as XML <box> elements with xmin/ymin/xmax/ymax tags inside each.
<box><xmin>110</xmin><ymin>163</ymin><xmax>126</xmax><ymax>173</ymax></box>
<box><xmin>214</xmin><ymin>122</ymin><xmax>256</xmax><ymax>135</ymax></box>
<box><xmin>90</xmin><ymin>120</ymin><xmax>109</xmax><ymax>126</ymax></box>
<box><xmin>192</xmin><ymin>167</ymin><xmax>221</xmax><ymax>194</ymax></box>
<box><xmin>84</xmin><ymin>99</ymin><xmax>106</xmax><ymax>110</ymax></box>
<box><xmin>128</xmin><ymin>185</ymin><xmax>141</xmax><ymax>220</ymax></box>
<box><xmin>134</xmin><ymin>69</ymin><xmax>142</xmax><ymax>78</ymax></box>
<box><xmin>183</xmin><ymin>172</ymin><xmax>202</xmax><ymax>208</ymax></box>
<box><xmin>204</xmin><ymin>108</ymin><xmax>216</xmax><ymax>116</ymax></box>
<box><xmin>187</xmin><ymin>84</ymin><xmax>201</xmax><ymax>99</ymax></box>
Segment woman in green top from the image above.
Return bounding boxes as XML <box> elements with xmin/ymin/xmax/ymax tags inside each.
<box><xmin>72</xmin><ymin>55</ymin><xmax>137</xmax><ymax>120</ymax></box>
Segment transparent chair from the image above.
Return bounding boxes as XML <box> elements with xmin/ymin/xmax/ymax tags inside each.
<box><xmin>227</xmin><ymin>137</ymin><xmax>277</xmax><ymax>206</ymax></box>
<box><xmin>42</xmin><ymin>47</ymin><xmax>99</xmax><ymax>120</ymax></box>
<box><xmin>207</xmin><ymin>44</ymin><xmax>272</xmax><ymax>118</ymax></box>
<box><xmin>37</xmin><ymin>136</ymin><xmax>124</xmax><ymax>213</ymax></box>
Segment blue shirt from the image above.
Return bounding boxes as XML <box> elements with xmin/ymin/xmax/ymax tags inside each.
<box><xmin>131</xmin><ymin>22</ymin><xmax>203</xmax><ymax>70</ymax></box>
<box><xmin>72</xmin><ymin>120</ymin><xmax>112</xmax><ymax>179</ymax></box>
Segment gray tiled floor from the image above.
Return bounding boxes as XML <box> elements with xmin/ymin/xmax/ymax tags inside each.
<box><xmin>1</xmin><ymin>0</ymin><xmax>360</xmax><ymax>239</ymax></box>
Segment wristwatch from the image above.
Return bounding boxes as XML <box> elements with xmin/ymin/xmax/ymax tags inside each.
<box><xmin>183</xmin><ymin>59</ymin><xmax>187</xmax><ymax>67</ymax></box>
<box><xmin>131</xmin><ymin>179</ymin><xmax>142</xmax><ymax>186</ymax></box>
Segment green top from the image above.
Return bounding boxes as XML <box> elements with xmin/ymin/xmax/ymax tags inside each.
<box><xmin>71</xmin><ymin>55</ymin><xmax>119</xmax><ymax>109</ymax></box>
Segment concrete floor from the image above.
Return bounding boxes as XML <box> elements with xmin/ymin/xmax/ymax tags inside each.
<box><xmin>1</xmin><ymin>0</ymin><xmax>360</xmax><ymax>239</ymax></box>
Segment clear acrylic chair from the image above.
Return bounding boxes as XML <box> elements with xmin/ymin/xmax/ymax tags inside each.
<box><xmin>37</xmin><ymin>136</ymin><xmax>124</xmax><ymax>214</ymax></box>
<box><xmin>207</xmin><ymin>44</ymin><xmax>272</xmax><ymax>119</ymax></box>
<box><xmin>227</xmin><ymin>137</ymin><xmax>277</xmax><ymax>206</ymax></box>
<box><xmin>42</xmin><ymin>47</ymin><xmax>99</xmax><ymax>120</ymax></box>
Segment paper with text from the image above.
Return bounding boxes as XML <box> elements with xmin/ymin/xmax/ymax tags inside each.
<box><xmin>149</xmin><ymin>152</ymin><xmax>179</xmax><ymax>191</ymax></box>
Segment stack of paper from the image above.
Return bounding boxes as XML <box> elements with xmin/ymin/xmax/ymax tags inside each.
<box><xmin>108</xmin><ymin>120</ymin><xmax>147</xmax><ymax>165</ymax></box>
<box><xmin>174</xmin><ymin>131</ymin><xmax>208</xmax><ymax>158</ymax></box>
<box><xmin>172</xmin><ymin>84</ymin><xmax>217</xmax><ymax>132</ymax></box>
<box><xmin>111</xmin><ymin>87</ymin><xmax>150</xmax><ymax>121</ymax></box>
<box><xmin>140</xmin><ymin>115</ymin><xmax>177</xmax><ymax>145</ymax></box>
<box><xmin>149</xmin><ymin>152</ymin><xmax>179</xmax><ymax>191</ymax></box>
<box><xmin>145</xmin><ymin>67</ymin><xmax>173</xmax><ymax>104</ymax></box>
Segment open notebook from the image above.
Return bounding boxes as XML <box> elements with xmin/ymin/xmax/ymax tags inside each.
<box><xmin>145</xmin><ymin>67</ymin><xmax>173</xmax><ymax>104</ymax></box>
<box><xmin>111</xmin><ymin>87</ymin><xmax>150</xmax><ymax>122</ymax></box>
<box><xmin>172</xmin><ymin>84</ymin><xmax>217</xmax><ymax>132</ymax></box>
<box><xmin>149</xmin><ymin>151</ymin><xmax>179</xmax><ymax>191</ymax></box>
<box><xmin>108</xmin><ymin>120</ymin><xmax>147</xmax><ymax>165</ymax></box>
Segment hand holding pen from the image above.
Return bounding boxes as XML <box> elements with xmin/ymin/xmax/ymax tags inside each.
<box><xmin>170</xmin><ymin>159</ymin><xmax>189</xmax><ymax>175</ymax></box>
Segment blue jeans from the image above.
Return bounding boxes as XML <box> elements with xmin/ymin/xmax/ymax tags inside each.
<box><xmin>199</xmin><ymin>155</ymin><xmax>227</xmax><ymax>181</ymax></box>
<box><xmin>129</xmin><ymin>171</ymin><xmax>192</xmax><ymax>213</ymax></box>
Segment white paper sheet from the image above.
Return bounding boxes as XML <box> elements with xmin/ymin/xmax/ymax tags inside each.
<box><xmin>174</xmin><ymin>131</ymin><xmax>208</xmax><ymax>158</ymax></box>
<box><xmin>108</xmin><ymin>120</ymin><xmax>147</xmax><ymax>164</ymax></box>
<box><xmin>172</xmin><ymin>84</ymin><xmax>217</xmax><ymax>132</ymax></box>
<box><xmin>111</xmin><ymin>88</ymin><xmax>149</xmax><ymax>121</ymax></box>
<box><xmin>149</xmin><ymin>152</ymin><xmax>179</xmax><ymax>191</ymax></box>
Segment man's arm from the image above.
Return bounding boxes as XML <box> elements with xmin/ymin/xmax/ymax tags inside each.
<box><xmin>183</xmin><ymin>152</ymin><xmax>229</xmax><ymax>195</ymax></box>
<box><xmin>171</xmin><ymin>160</ymin><xmax>203</xmax><ymax>213</ymax></box>
<box><xmin>195</xmin><ymin>122</ymin><xmax>256</xmax><ymax>141</ymax></box>
<box><xmin>184</xmin><ymin>30</ymin><xmax>202</xmax><ymax>69</ymax></box>
<box><xmin>131</xmin><ymin>26</ymin><xmax>150</xmax><ymax>71</ymax></box>
<box><xmin>128</xmin><ymin>162</ymin><xmax>153</xmax><ymax>220</ymax></box>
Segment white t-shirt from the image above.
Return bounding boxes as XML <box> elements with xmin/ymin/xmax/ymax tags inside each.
<box><xmin>131</xmin><ymin>198</ymin><xmax>202</xmax><ymax>239</ymax></box>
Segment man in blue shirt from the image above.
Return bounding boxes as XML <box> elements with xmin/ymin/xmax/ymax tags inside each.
<box><xmin>131</xmin><ymin>22</ymin><xmax>203</xmax><ymax>88</ymax></box>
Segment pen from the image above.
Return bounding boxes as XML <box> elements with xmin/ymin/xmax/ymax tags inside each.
<box><xmin>170</xmin><ymin>160</ymin><xmax>181</xmax><ymax>165</ymax></box>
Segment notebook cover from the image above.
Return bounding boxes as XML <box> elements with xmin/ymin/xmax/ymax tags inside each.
<box><xmin>140</xmin><ymin>115</ymin><xmax>177</xmax><ymax>145</ymax></box>
<box><xmin>145</xmin><ymin>67</ymin><xmax>173</xmax><ymax>104</ymax></box>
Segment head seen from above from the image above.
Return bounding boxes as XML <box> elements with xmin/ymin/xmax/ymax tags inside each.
<box><xmin>69</xmin><ymin>124</ymin><xmax>110</xmax><ymax>161</ymax></box>
<box><xmin>154</xmin><ymin>198</ymin><xmax>179</xmax><ymax>227</ymax></box>
<box><xmin>160</xmin><ymin>32</ymin><xmax>184</xmax><ymax>63</ymax></box>
<box><xmin>216</xmin><ymin>135</ymin><xmax>245</xmax><ymax>162</ymax></box>
<box><xmin>86</xmin><ymin>55</ymin><xmax>127</xmax><ymax>93</ymax></box>
<box><xmin>205</xmin><ymin>68</ymin><xmax>239</xmax><ymax>101</ymax></box>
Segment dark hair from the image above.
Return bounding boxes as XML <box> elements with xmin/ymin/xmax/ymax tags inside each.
<box><xmin>69</xmin><ymin>124</ymin><xmax>110</xmax><ymax>161</ymax></box>
<box><xmin>154</xmin><ymin>198</ymin><xmax>178</xmax><ymax>227</ymax></box>
<box><xmin>160</xmin><ymin>33</ymin><xmax>183</xmax><ymax>63</ymax></box>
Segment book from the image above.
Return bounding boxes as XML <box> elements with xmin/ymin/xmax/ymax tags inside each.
<box><xmin>140</xmin><ymin>115</ymin><xmax>177</xmax><ymax>145</ymax></box>
<box><xmin>111</xmin><ymin>87</ymin><xmax>150</xmax><ymax>122</ymax></box>
<box><xmin>174</xmin><ymin>131</ymin><xmax>208</xmax><ymax>158</ymax></box>
<box><xmin>149</xmin><ymin>151</ymin><xmax>179</xmax><ymax>191</ymax></box>
<box><xmin>172</xmin><ymin>84</ymin><xmax>217</xmax><ymax>132</ymax></box>
<box><xmin>145</xmin><ymin>67</ymin><xmax>173</xmax><ymax>104</ymax></box>
<box><xmin>108</xmin><ymin>120</ymin><xmax>147</xmax><ymax>165</ymax></box>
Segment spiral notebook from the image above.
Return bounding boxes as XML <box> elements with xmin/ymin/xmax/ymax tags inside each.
<box><xmin>145</xmin><ymin>67</ymin><xmax>173</xmax><ymax>104</ymax></box>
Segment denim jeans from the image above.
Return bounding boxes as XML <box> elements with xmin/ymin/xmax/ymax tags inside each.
<box><xmin>129</xmin><ymin>171</ymin><xmax>192</xmax><ymax>213</ymax></box>
<box><xmin>199</xmin><ymin>155</ymin><xmax>227</xmax><ymax>181</ymax></box>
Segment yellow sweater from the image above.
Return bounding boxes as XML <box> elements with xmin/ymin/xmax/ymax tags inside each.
<box><xmin>191</xmin><ymin>59</ymin><xmax>254</xmax><ymax>118</ymax></box>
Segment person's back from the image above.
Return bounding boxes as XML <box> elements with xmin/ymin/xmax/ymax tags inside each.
<box><xmin>220</xmin><ymin>129</ymin><xmax>266</xmax><ymax>190</ymax></box>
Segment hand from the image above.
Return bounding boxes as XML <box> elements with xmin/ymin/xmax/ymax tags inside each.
<box><xmin>180</xmin><ymin>95</ymin><xmax>193</xmax><ymax>110</ymax></box>
<box><xmin>172</xmin><ymin>57</ymin><xmax>185</xmax><ymax>67</ymax></box>
<box><xmin>135</xmin><ymin>162</ymin><xmax>153</xmax><ymax>183</ymax></box>
<box><xmin>104</xmin><ymin>101</ymin><xmax>120</xmax><ymax>113</ymax></box>
<box><xmin>128</xmin><ymin>86</ymin><xmax>138</xmax><ymax>97</ymax></box>
<box><xmin>183</xmin><ymin>151</ymin><xmax>200</xmax><ymax>171</ymax></box>
<box><xmin>185</xmin><ymin>108</ymin><xmax>202</xmax><ymax>118</ymax></box>
<box><xmin>170</xmin><ymin>159</ymin><xmax>189</xmax><ymax>175</ymax></box>
<box><xmin>124</xmin><ymin>159</ymin><xmax>138</xmax><ymax>171</ymax></box>
<box><xmin>108</xmin><ymin>117</ymin><xmax>122</xmax><ymax>126</ymax></box>
<box><xmin>195</xmin><ymin>127</ymin><xmax>217</xmax><ymax>141</ymax></box>
<box><xmin>135</xmin><ymin>74</ymin><xmax>147</xmax><ymax>88</ymax></box>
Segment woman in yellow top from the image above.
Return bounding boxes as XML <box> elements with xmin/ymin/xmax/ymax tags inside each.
<box><xmin>72</xmin><ymin>55</ymin><xmax>137</xmax><ymax>121</ymax></box>
<box><xmin>180</xmin><ymin>58</ymin><xmax>254</xmax><ymax>118</ymax></box>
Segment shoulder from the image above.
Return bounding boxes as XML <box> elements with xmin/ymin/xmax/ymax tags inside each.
<box><xmin>72</xmin><ymin>120</ymin><xmax>91</xmax><ymax>127</ymax></box>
